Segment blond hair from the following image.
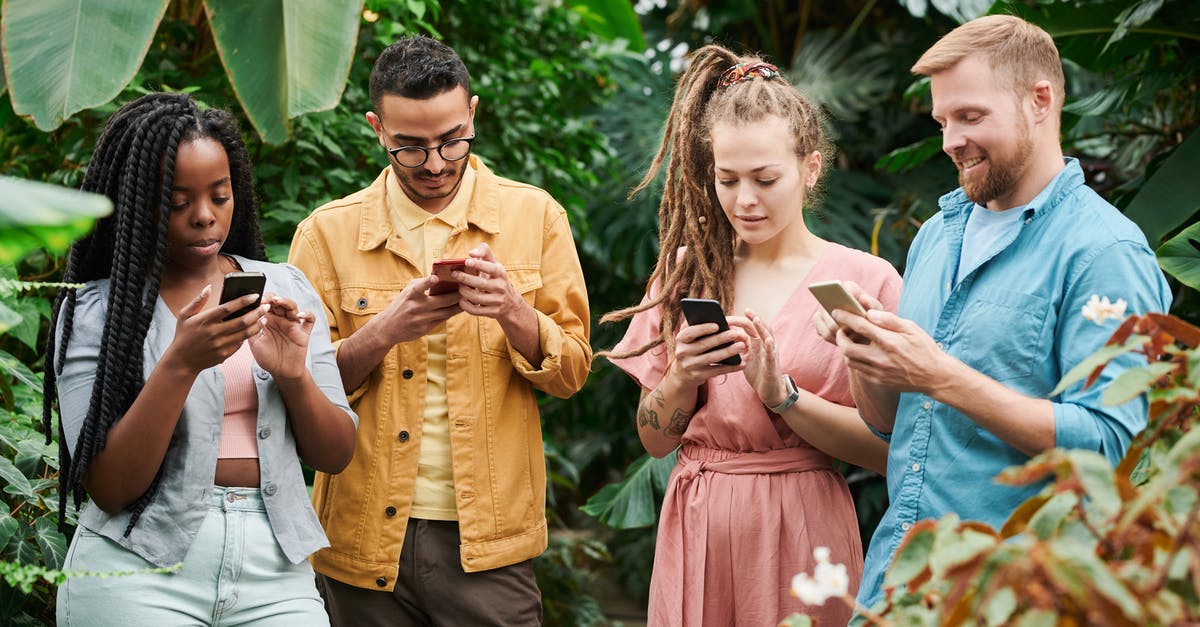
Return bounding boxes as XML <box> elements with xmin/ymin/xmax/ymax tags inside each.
<box><xmin>600</xmin><ymin>44</ymin><xmax>829</xmax><ymax>360</ymax></box>
<box><xmin>912</xmin><ymin>14</ymin><xmax>1064</xmax><ymax>108</ymax></box>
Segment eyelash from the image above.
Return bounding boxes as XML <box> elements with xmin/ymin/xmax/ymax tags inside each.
<box><xmin>718</xmin><ymin>179</ymin><xmax>777</xmax><ymax>187</ymax></box>
<box><xmin>169</xmin><ymin>196</ymin><xmax>231</xmax><ymax>210</ymax></box>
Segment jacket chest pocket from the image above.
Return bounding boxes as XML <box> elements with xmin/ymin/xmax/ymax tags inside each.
<box><xmin>479</xmin><ymin>267</ymin><xmax>542</xmax><ymax>358</ymax></box>
<box><xmin>339</xmin><ymin>287</ymin><xmax>399</xmax><ymax>333</ymax></box>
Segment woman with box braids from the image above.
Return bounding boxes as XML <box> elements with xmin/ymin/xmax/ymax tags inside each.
<box><xmin>602</xmin><ymin>45</ymin><xmax>903</xmax><ymax>625</ymax></box>
<box><xmin>43</xmin><ymin>92</ymin><xmax>356</xmax><ymax>625</ymax></box>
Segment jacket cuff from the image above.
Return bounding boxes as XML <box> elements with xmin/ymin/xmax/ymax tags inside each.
<box><xmin>508</xmin><ymin>309</ymin><xmax>561</xmax><ymax>381</ymax></box>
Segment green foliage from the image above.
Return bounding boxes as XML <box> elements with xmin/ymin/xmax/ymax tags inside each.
<box><xmin>1158</xmin><ymin>221</ymin><xmax>1200</xmax><ymax>292</ymax></box>
<box><xmin>579</xmin><ymin>452</ymin><xmax>676</xmax><ymax>529</ymax></box>
<box><xmin>848</xmin><ymin>313</ymin><xmax>1200</xmax><ymax>624</ymax></box>
<box><xmin>0</xmin><ymin>0</ymin><xmax>374</xmax><ymax>143</ymax></box>
<box><xmin>0</xmin><ymin>177</ymin><xmax>111</xmax><ymax>265</ymax></box>
<box><xmin>534</xmin><ymin>531</ymin><xmax>611</xmax><ymax>627</ymax></box>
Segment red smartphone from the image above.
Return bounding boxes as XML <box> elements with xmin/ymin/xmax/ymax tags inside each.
<box><xmin>429</xmin><ymin>258</ymin><xmax>468</xmax><ymax>295</ymax></box>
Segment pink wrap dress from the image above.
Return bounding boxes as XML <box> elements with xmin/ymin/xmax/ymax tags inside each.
<box><xmin>610</xmin><ymin>243</ymin><xmax>902</xmax><ymax>626</ymax></box>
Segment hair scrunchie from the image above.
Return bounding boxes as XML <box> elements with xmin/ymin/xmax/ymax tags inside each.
<box><xmin>717</xmin><ymin>61</ymin><xmax>780</xmax><ymax>89</ymax></box>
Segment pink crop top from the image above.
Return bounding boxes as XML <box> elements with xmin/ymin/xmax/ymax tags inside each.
<box><xmin>218</xmin><ymin>341</ymin><xmax>260</xmax><ymax>459</ymax></box>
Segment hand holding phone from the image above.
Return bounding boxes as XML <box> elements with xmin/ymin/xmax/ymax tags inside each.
<box><xmin>219</xmin><ymin>271</ymin><xmax>267</xmax><ymax>321</ymax></box>
<box><xmin>808</xmin><ymin>280</ymin><xmax>869</xmax><ymax>320</ymax></box>
<box><xmin>429</xmin><ymin>258</ymin><xmax>468</xmax><ymax>295</ymax></box>
<box><xmin>680</xmin><ymin>298</ymin><xmax>742</xmax><ymax>366</ymax></box>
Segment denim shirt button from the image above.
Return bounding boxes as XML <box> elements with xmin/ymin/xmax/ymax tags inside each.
<box><xmin>263</xmin><ymin>483</ymin><xmax>278</xmax><ymax>496</ymax></box>
<box><xmin>258</xmin><ymin>427</ymin><xmax>271</xmax><ymax>440</ymax></box>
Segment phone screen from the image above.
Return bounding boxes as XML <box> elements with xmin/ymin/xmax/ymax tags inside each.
<box><xmin>219</xmin><ymin>271</ymin><xmax>266</xmax><ymax>321</ymax></box>
<box><xmin>679</xmin><ymin>298</ymin><xmax>741</xmax><ymax>366</ymax></box>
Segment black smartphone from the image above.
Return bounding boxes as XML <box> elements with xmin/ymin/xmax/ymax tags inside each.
<box><xmin>679</xmin><ymin>297</ymin><xmax>741</xmax><ymax>366</ymax></box>
<box><xmin>219</xmin><ymin>271</ymin><xmax>266</xmax><ymax>321</ymax></box>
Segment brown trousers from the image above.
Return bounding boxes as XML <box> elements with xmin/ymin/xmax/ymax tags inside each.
<box><xmin>317</xmin><ymin>519</ymin><xmax>542</xmax><ymax>626</ymax></box>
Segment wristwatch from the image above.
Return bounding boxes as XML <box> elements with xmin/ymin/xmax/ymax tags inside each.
<box><xmin>767</xmin><ymin>374</ymin><xmax>800</xmax><ymax>414</ymax></box>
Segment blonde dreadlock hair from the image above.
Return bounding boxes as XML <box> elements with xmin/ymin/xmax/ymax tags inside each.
<box><xmin>601</xmin><ymin>44</ymin><xmax>829</xmax><ymax>360</ymax></box>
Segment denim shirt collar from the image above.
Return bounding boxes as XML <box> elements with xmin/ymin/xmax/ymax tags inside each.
<box><xmin>938</xmin><ymin>157</ymin><xmax>1085</xmax><ymax>226</ymax></box>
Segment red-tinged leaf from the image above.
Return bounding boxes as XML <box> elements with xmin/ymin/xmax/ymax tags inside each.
<box><xmin>997</xmin><ymin>450</ymin><xmax>1068</xmax><ymax>486</ymax></box>
<box><xmin>1002</xmin><ymin>494</ymin><xmax>1051</xmax><ymax>537</ymax></box>
<box><xmin>1147</xmin><ymin>313</ymin><xmax>1200</xmax><ymax>348</ymax></box>
<box><xmin>1053</xmin><ymin>335</ymin><xmax>1146</xmax><ymax>397</ymax></box>
<box><xmin>884</xmin><ymin>518</ymin><xmax>940</xmax><ymax>588</ymax></box>
<box><xmin>1109</xmin><ymin>315</ymin><xmax>1140</xmax><ymax>345</ymax></box>
<box><xmin>931</xmin><ymin>528</ymin><xmax>999</xmax><ymax>576</ymax></box>
<box><xmin>1028</xmin><ymin>492</ymin><xmax>1079</xmax><ymax>540</ymax></box>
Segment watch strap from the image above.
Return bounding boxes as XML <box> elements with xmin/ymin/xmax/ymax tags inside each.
<box><xmin>768</xmin><ymin>374</ymin><xmax>800</xmax><ymax>414</ymax></box>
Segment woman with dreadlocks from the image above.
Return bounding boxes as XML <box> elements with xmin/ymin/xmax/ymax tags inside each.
<box><xmin>44</xmin><ymin>92</ymin><xmax>357</xmax><ymax>625</ymax></box>
<box><xmin>604</xmin><ymin>45</ymin><xmax>902</xmax><ymax>625</ymax></box>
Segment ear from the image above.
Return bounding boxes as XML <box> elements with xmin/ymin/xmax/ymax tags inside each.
<box><xmin>468</xmin><ymin>94</ymin><xmax>480</xmax><ymax>122</ymax></box>
<box><xmin>1029</xmin><ymin>80</ymin><xmax>1054</xmax><ymax>123</ymax></box>
<box><xmin>365</xmin><ymin>112</ymin><xmax>384</xmax><ymax>142</ymax></box>
<box><xmin>804</xmin><ymin>151</ymin><xmax>823</xmax><ymax>189</ymax></box>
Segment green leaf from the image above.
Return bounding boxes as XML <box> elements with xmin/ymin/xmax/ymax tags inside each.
<box><xmin>983</xmin><ymin>588</ymin><xmax>1018</xmax><ymax>627</ymax></box>
<box><xmin>0</xmin><ymin>301</ymin><xmax>22</xmax><ymax>336</ymax></box>
<box><xmin>0</xmin><ymin>41</ymin><xmax>7</xmax><ymax>98</ymax></box>
<box><xmin>0</xmin><ymin>176</ymin><xmax>112</xmax><ymax>263</ymax></box>
<box><xmin>33</xmin><ymin>519</ymin><xmax>67</xmax><ymax>570</ymax></box>
<box><xmin>875</xmin><ymin>136</ymin><xmax>943</xmax><ymax>174</ymax></box>
<box><xmin>579</xmin><ymin>451</ymin><xmax>675</xmax><ymax>529</ymax></box>
<box><xmin>884</xmin><ymin>519</ymin><xmax>939</xmax><ymax>587</ymax></box>
<box><xmin>1</xmin><ymin>0</ymin><xmax>169</xmax><ymax>130</ymax></box>
<box><xmin>204</xmin><ymin>0</ymin><xmax>364</xmax><ymax>144</ymax></box>
<box><xmin>1101</xmin><ymin>361</ymin><xmax>1177</xmax><ymax>406</ymax></box>
<box><xmin>1051</xmin><ymin>335</ymin><xmax>1144</xmax><ymax>397</ymax></box>
<box><xmin>1028</xmin><ymin>492</ymin><xmax>1078</xmax><ymax>540</ymax></box>
<box><xmin>1127</xmin><ymin>129</ymin><xmax>1200</xmax><ymax>246</ymax></box>
<box><xmin>1013</xmin><ymin>609</ymin><xmax>1058</xmax><ymax>627</ymax></box>
<box><xmin>0</xmin><ymin>349</ymin><xmax>41</xmax><ymax>391</ymax></box>
<box><xmin>1047</xmin><ymin>544</ymin><xmax>1143</xmax><ymax>620</ymax></box>
<box><xmin>1158</xmin><ymin>219</ymin><xmax>1200</xmax><ymax>291</ymax></box>
<box><xmin>1069</xmin><ymin>450</ymin><xmax>1121</xmax><ymax>519</ymax></box>
<box><xmin>568</xmin><ymin>0</ymin><xmax>645</xmax><ymax>51</ymax></box>
<box><xmin>929</xmin><ymin>527</ymin><xmax>997</xmax><ymax>576</ymax></box>
<box><xmin>778</xmin><ymin>615</ymin><xmax>814</xmax><ymax>627</ymax></box>
<box><xmin>0</xmin><ymin>457</ymin><xmax>32</xmax><ymax>498</ymax></box>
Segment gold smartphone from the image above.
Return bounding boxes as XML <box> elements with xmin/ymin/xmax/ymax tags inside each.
<box><xmin>807</xmin><ymin>280</ymin><xmax>868</xmax><ymax>318</ymax></box>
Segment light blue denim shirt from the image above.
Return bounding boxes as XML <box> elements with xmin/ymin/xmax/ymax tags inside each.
<box><xmin>55</xmin><ymin>256</ymin><xmax>357</xmax><ymax>566</ymax></box>
<box><xmin>857</xmin><ymin>159</ymin><xmax>1172</xmax><ymax>610</ymax></box>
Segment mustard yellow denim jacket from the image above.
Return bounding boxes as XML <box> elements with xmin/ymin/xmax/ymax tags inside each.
<box><xmin>288</xmin><ymin>157</ymin><xmax>591</xmax><ymax>589</ymax></box>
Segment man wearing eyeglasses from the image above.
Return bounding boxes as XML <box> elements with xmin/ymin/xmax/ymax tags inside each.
<box><xmin>288</xmin><ymin>35</ymin><xmax>591</xmax><ymax>626</ymax></box>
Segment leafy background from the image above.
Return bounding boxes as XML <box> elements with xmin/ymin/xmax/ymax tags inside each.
<box><xmin>1</xmin><ymin>0</ymin><xmax>1198</xmax><ymax>624</ymax></box>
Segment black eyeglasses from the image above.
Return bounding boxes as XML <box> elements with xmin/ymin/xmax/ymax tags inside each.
<box><xmin>380</xmin><ymin>123</ymin><xmax>475</xmax><ymax>168</ymax></box>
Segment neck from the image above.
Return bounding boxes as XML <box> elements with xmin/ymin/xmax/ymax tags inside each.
<box><xmin>740</xmin><ymin>220</ymin><xmax>825</xmax><ymax>266</ymax></box>
<box><xmin>162</xmin><ymin>254</ymin><xmax>232</xmax><ymax>290</ymax></box>
<box><xmin>987</xmin><ymin>140</ymin><xmax>1065</xmax><ymax>211</ymax></box>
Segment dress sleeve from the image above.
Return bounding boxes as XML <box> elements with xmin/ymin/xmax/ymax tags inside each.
<box><xmin>607</xmin><ymin>284</ymin><xmax>671</xmax><ymax>392</ymax></box>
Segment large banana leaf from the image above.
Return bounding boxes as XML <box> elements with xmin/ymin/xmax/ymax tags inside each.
<box><xmin>0</xmin><ymin>176</ymin><xmax>111</xmax><ymax>263</ymax></box>
<box><xmin>1</xmin><ymin>0</ymin><xmax>169</xmax><ymax>130</ymax></box>
<box><xmin>1157</xmin><ymin>222</ymin><xmax>1200</xmax><ymax>292</ymax></box>
<box><xmin>580</xmin><ymin>451</ymin><xmax>675</xmax><ymax>529</ymax></box>
<box><xmin>204</xmin><ymin>0</ymin><xmax>363</xmax><ymax>144</ymax></box>
<box><xmin>1125</xmin><ymin>130</ymin><xmax>1200</xmax><ymax>246</ymax></box>
<box><xmin>568</xmin><ymin>0</ymin><xmax>645</xmax><ymax>51</ymax></box>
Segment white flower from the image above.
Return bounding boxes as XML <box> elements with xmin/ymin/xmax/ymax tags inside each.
<box><xmin>791</xmin><ymin>546</ymin><xmax>850</xmax><ymax>606</ymax></box>
<box><xmin>1081</xmin><ymin>294</ymin><xmax>1127</xmax><ymax>325</ymax></box>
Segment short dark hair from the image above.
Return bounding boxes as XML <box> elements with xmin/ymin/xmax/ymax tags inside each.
<box><xmin>369</xmin><ymin>36</ymin><xmax>471</xmax><ymax>108</ymax></box>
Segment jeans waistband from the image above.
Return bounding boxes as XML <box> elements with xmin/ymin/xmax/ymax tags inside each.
<box><xmin>210</xmin><ymin>486</ymin><xmax>265</xmax><ymax>512</ymax></box>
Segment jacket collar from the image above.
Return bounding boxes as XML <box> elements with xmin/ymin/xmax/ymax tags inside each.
<box><xmin>357</xmin><ymin>155</ymin><xmax>501</xmax><ymax>252</ymax></box>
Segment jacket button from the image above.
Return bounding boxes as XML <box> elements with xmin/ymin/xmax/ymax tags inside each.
<box><xmin>256</xmin><ymin>370</ymin><xmax>269</xmax><ymax>380</ymax></box>
<box><xmin>357</xmin><ymin>297</ymin><xmax>368</xmax><ymax>309</ymax></box>
<box><xmin>263</xmin><ymin>483</ymin><xmax>277</xmax><ymax>496</ymax></box>
<box><xmin>386</xmin><ymin>506</ymin><xmax>397</xmax><ymax>517</ymax></box>
<box><xmin>398</xmin><ymin>431</ymin><xmax>410</xmax><ymax>442</ymax></box>
<box><xmin>258</xmin><ymin>427</ymin><xmax>271</xmax><ymax>440</ymax></box>
<box><xmin>375</xmin><ymin>577</ymin><xmax>387</xmax><ymax>587</ymax></box>
<box><xmin>402</xmin><ymin>369</ymin><xmax>414</xmax><ymax>379</ymax></box>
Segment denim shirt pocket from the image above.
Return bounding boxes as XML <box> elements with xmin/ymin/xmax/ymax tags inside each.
<box><xmin>478</xmin><ymin>267</ymin><xmax>542</xmax><ymax>358</ymax></box>
<box><xmin>953</xmin><ymin>288</ymin><xmax>1050</xmax><ymax>383</ymax></box>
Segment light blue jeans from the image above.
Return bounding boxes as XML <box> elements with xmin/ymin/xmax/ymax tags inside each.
<box><xmin>57</xmin><ymin>487</ymin><xmax>328</xmax><ymax>626</ymax></box>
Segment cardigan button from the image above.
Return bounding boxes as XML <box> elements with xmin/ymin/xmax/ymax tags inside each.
<box><xmin>402</xmin><ymin>369</ymin><xmax>414</xmax><ymax>379</ymax></box>
<box><xmin>375</xmin><ymin>577</ymin><xmax>387</xmax><ymax>587</ymax></box>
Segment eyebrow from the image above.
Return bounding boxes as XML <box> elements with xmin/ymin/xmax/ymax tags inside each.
<box><xmin>714</xmin><ymin>164</ymin><xmax>782</xmax><ymax>173</ymax></box>
<box><xmin>390</xmin><ymin>123</ymin><xmax>466</xmax><ymax>143</ymax></box>
<box><xmin>172</xmin><ymin>176</ymin><xmax>231</xmax><ymax>191</ymax></box>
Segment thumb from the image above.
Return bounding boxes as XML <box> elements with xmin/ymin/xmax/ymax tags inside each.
<box><xmin>179</xmin><ymin>285</ymin><xmax>212</xmax><ymax>319</ymax></box>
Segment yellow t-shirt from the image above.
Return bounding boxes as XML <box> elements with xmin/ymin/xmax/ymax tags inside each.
<box><xmin>385</xmin><ymin>165</ymin><xmax>476</xmax><ymax>520</ymax></box>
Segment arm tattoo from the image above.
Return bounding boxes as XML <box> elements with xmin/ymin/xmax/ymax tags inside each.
<box><xmin>664</xmin><ymin>407</ymin><xmax>693</xmax><ymax>438</ymax></box>
<box><xmin>638</xmin><ymin>389</ymin><xmax>665</xmax><ymax>430</ymax></box>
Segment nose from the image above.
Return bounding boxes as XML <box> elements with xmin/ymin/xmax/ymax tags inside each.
<box><xmin>736</xmin><ymin>182</ymin><xmax>758</xmax><ymax>208</ymax></box>
<box><xmin>191</xmin><ymin>199</ymin><xmax>218</xmax><ymax>228</ymax></box>
<box><xmin>424</xmin><ymin>149</ymin><xmax>447</xmax><ymax>175</ymax></box>
<box><xmin>941</xmin><ymin>123</ymin><xmax>966</xmax><ymax>155</ymax></box>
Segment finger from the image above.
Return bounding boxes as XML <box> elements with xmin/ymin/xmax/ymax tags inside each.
<box><xmin>468</xmin><ymin>242</ymin><xmax>498</xmax><ymax>263</ymax></box>
<box><xmin>833</xmin><ymin>309</ymin><xmax>886</xmax><ymax>342</ymax></box>
<box><xmin>865</xmin><ymin>309</ymin><xmax>912</xmax><ymax>333</ymax></box>
<box><xmin>677</xmin><ymin>322</ymin><xmax>721</xmax><ymax>343</ymax></box>
<box><xmin>179</xmin><ymin>284</ymin><xmax>213</xmax><ymax>318</ymax></box>
<box><xmin>232</xmin><ymin>302</ymin><xmax>271</xmax><ymax>330</ymax></box>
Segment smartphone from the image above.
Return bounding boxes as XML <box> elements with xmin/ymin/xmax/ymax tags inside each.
<box><xmin>679</xmin><ymin>297</ymin><xmax>741</xmax><ymax>366</ymax></box>
<box><xmin>429</xmin><ymin>258</ymin><xmax>468</xmax><ymax>295</ymax></box>
<box><xmin>808</xmin><ymin>280</ymin><xmax>869</xmax><ymax>319</ymax></box>
<box><xmin>219</xmin><ymin>271</ymin><xmax>267</xmax><ymax>321</ymax></box>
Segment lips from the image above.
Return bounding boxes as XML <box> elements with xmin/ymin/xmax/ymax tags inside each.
<box><xmin>957</xmin><ymin>156</ymin><xmax>985</xmax><ymax>171</ymax></box>
<box><xmin>188</xmin><ymin>238</ymin><xmax>221</xmax><ymax>253</ymax></box>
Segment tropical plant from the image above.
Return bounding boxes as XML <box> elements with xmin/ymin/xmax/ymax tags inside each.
<box><xmin>0</xmin><ymin>0</ymin><xmax>381</xmax><ymax>143</ymax></box>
